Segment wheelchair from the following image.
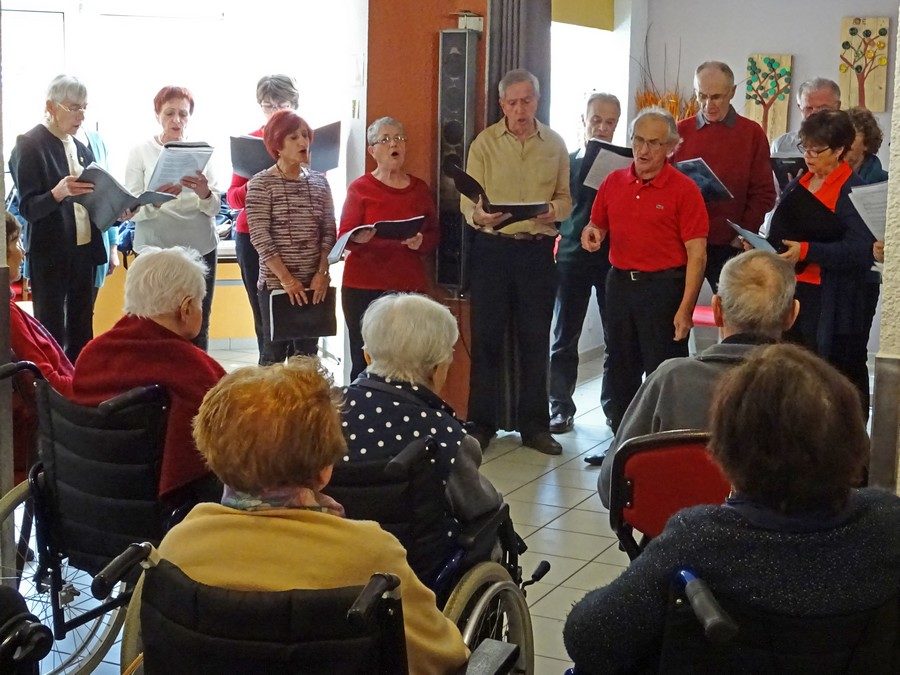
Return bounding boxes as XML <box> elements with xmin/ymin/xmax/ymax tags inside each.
<box><xmin>0</xmin><ymin>360</ymin><xmax>170</xmax><ymax>674</ymax></box>
<box><xmin>95</xmin><ymin>541</ymin><xmax>523</xmax><ymax>674</ymax></box>
<box><xmin>323</xmin><ymin>437</ymin><xmax>548</xmax><ymax>674</ymax></box>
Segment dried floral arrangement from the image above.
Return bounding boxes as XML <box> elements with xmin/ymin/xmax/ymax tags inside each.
<box><xmin>632</xmin><ymin>25</ymin><xmax>699</xmax><ymax>120</ymax></box>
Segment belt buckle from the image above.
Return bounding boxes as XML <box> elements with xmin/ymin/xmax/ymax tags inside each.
<box><xmin>629</xmin><ymin>271</ymin><xmax>640</xmax><ymax>281</ymax></box>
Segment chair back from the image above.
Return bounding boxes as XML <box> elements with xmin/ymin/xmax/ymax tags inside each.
<box><xmin>324</xmin><ymin>438</ymin><xmax>458</xmax><ymax>586</ymax></box>
<box><xmin>140</xmin><ymin>560</ymin><xmax>407</xmax><ymax>675</ymax></box>
<box><xmin>608</xmin><ymin>430</ymin><xmax>730</xmax><ymax>560</ymax></box>
<box><xmin>33</xmin><ymin>380</ymin><xmax>169</xmax><ymax>576</ymax></box>
<box><xmin>660</xmin><ymin>585</ymin><xmax>899</xmax><ymax>673</ymax></box>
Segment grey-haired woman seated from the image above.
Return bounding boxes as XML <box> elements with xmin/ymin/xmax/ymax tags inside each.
<box><xmin>340</xmin><ymin>294</ymin><xmax>502</xmax><ymax>561</ymax></box>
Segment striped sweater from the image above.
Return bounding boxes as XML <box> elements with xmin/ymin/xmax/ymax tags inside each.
<box><xmin>246</xmin><ymin>169</ymin><xmax>336</xmax><ymax>289</ymax></box>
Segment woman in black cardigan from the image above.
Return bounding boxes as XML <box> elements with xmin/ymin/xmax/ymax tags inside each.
<box><xmin>9</xmin><ymin>74</ymin><xmax>106</xmax><ymax>361</ymax></box>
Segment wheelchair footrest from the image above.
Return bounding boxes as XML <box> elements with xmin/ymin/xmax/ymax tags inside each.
<box><xmin>464</xmin><ymin>638</ymin><xmax>519</xmax><ymax>675</ymax></box>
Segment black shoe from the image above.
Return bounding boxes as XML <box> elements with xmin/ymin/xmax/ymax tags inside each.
<box><xmin>522</xmin><ymin>432</ymin><xmax>562</xmax><ymax>456</ymax></box>
<box><xmin>583</xmin><ymin>453</ymin><xmax>605</xmax><ymax>466</ymax></box>
<box><xmin>549</xmin><ymin>413</ymin><xmax>574</xmax><ymax>434</ymax></box>
<box><xmin>464</xmin><ymin>422</ymin><xmax>496</xmax><ymax>451</ymax></box>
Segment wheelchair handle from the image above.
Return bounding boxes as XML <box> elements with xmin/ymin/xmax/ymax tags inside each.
<box><xmin>92</xmin><ymin>542</ymin><xmax>155</xmax><ymax>599</ymax></box>
<box><xmin>677</xmin><ymin>570</ymin><xmax>739</xmax><ymax>644</ymax></box>
<box><xmin>97</xmin><ymin>385</ymin><xmax>166</xmax><ymax>414</ymax></box>
<box><xmin>385</xmin><ymin>437</ymin><xmax>435</xmax><ymax>480</ymax></box>
<box><xmin>347</xmin><ymin>573</ymin><xmax>401</xmax><ymax>628</ymax></box>
<box><xmin>0</xmin><ymin>361</ymin><xmax>43</xmax><ymax>382</ymax></box>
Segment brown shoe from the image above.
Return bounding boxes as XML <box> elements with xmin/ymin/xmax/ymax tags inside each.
<box><xmin>522</xmin><ymin>432</ymin><xmax>562</xmax><ymax>456</ymax></box>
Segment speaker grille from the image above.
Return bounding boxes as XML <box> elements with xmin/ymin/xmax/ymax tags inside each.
<box><xmin>436</xmin><ymin>29</ymin><xmax>478</xmax><ymax>291</ymax></box>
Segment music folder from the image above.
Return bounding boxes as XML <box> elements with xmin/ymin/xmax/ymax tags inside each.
<box><xmin>443</xmin><ymin>162</ymin><xmax>549</xmax><ymax>227</ymax></box>
<box><xmin>767</xmin><ymin>183</ymin><xmax>844</xmax><ymax>251</ymax></box>
<box><xmin>268</xmin><ymin>287</ymin><xmax>337</xmax><ymax>340</ymax></box>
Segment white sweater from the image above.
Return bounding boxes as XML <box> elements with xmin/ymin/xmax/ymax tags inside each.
<box><xmin>124</xmin><ymin>137</ymin><xmax>220</xmax><ymax>255</ymax></box>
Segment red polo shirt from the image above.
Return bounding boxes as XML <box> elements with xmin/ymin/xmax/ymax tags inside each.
<box><xmin>590</xmin><ymin>163</ymin><xmax>708</xmax><ymax>271</ymax></box>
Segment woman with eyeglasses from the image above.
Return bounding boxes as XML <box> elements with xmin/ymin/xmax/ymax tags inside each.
<box><xmin>245</xmin><ymin>110</ymin><xmax>336</xmax><ymax>365</ymax></box>
<box><xmin>226</xmin><ymin>75</ymin><xmax>299</xmax><ymax>363</ymax></box>
<box><xmin>774</xmin><ymin>109</ymin><xmax>875</xmax><ymax>412</ymax></box>
<box><xmin>338</xmin><ymin>116</ymin><xmax>439</xmax><ymax>379</ymax></box>
<box><xmin>9</xmin><ymin>74</ymin><xmax>108</xmax><ymax>362</ymax></box>
<box><xmin>124</xmin><ymin>85</ymin><xmax>221</xmax><ymax>351</ymax></box>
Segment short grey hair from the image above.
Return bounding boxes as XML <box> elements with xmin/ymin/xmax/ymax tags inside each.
<box><xmin>796</xmin><ymin>78</ymin><xmax>841</xmax><ymax>105</ymax></box>
<box><xmin>46</xmin><ymin>74</ymin><xmax>87</xmax><ymax>105</ymax></box>
<box><xmin>716</xmin><ymin>250</ymin><xmax>796</xmax><ymax>337</ymax></box>
<box><xmin>629</xmin><ymin>106</ymin><xmax>680</xmax><ymax>144</ymax></box>
<box><xmin>362</xmin><ymin>293</ymin><xmax>459</xmax><ymax>385</ymax></box>
<box><xmin>499</xmin><ymin>69</ymin><xmax>540</xmax><ymax>99</ymax></box>
<box><xmin>695</xmin><ymin>61</ymin><xmax>735</xmax><ymax>87</ymax></box>
<box><xmin>124</xmin><ymin>246</ymin><xmax>208</xmax><ymax>318</ymax></box>
<box><xmin>585</xmin><ymin>92</ymin><xmax>621</xmax><ymax>115</ymax></box>
<box><xmin>366</xmin><ymin>116</ymin><xmax>406</xmax><ymax>145</ymax></box>
<box><xmin>256</xmin><ymin>74</ymin><xmax>299</xmax><ymax>108</ymax></box>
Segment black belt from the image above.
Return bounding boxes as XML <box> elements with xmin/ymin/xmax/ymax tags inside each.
<box><xmin>612</xmin><ymin>266</ymin><xmax>686</xmax><ymax>281</ymax></box>
<box><xmin>478</xmin><ymin>229</ymin><xmax>553</xmax><ymax>241</ymax></box>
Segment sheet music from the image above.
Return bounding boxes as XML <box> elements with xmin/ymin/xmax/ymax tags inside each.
<box><xmin>147</xmin><ymin>144</ymin><xmax>214</xmax><ymax>191</ymax></box>
<box><xmin>848</xmin><ymin>181</ymin><xmax>887</xmax><ymax>241</ymax></box>
<box><xmin>583</xmin><ymin>149</ymin><xmax>632</xmax><ymax>190</ymax></box>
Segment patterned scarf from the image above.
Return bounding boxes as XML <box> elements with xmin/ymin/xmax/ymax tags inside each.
<box><xmin>222</xmin><ymin>484</ymin><xmax>345</xmax><ymax>518</ymax></box>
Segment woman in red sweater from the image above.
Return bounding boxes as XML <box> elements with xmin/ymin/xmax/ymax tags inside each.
<box><xmin>6</xmin><ymin>213</ymin><xmax>75</xmax><ymax>483</ymax></box>
<box><xmin>226</xmin><ymin>75</ymin><xmax>299</xmax><ymax>363</ymax></box>
<box><xmin>338</xmin><ymin>116</ymin><xmax>439</xmax><ymax>378</ymax></box>
<box><xmin>72</xmin><ymin>246</ymin><xmax>226</xmax><ymax>510</ymax></box>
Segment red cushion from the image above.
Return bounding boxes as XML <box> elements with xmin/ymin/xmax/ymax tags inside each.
<box><xmin>692</xmin><ymin>305</ymin><xmax>716</xmax><ymax>327</ymax></box>
<box><xmin>622</xmin><ymin>443</ymin><xmax>731</xmax><ymax>538</ymax></box>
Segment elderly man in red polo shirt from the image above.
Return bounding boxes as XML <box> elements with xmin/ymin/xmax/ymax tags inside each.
<box><xmin>672</xmin><ymin>61</ymin><xmax>775</xmax><ymax>292</ymax></box>
<box><xmin>582</xmin><ymin>107</ymin><xmax>708</xmax><ymax>438</ymax></box>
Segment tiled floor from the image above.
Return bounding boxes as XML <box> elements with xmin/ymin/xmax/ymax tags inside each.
<box><xmin>91</xmin><ymin>351</ymin><xmax>617</xmax><ymax>674</ymax></box>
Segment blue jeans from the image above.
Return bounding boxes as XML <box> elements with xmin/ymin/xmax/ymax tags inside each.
<box><xmin>550</xmin><ymin>263</ymin><xmax>612</xmax><ymax>419</ymax></box>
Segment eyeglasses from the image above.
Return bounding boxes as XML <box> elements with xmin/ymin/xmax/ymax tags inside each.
<box><xmin>799</xmin><ymin>104</ymin><xmax>839</xmax><ymax>117</ymax></box>
<box><xmin>57</xmin><ymin>102</ymin><xmax>88</xmax><ymax>114</ymax></box>
<box><xmin>797</xmin><ymin>143</ymin><xmax>832</xmax><ymax>158</ymax></box>
<box><xmin>371</xmin><ymin>135</ymin><xmax>407</xmax><ymax>145</ymax></box>
<box><xmin>260</xmin><ymin>101</ymin><xmax>294</xmax><ymax>112</ymax></box>
<box><xmin>631</xmin><ymin>135</ymin><xmax>666</xmax><ymax>150</ymax></box>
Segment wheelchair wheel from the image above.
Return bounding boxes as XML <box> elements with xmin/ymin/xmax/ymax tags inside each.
<box><xmin>443</xmin><ymin>561</ymin><xmax>534</xmax><ymax>675</ymax></box>
<box><xmin>0</xmin><ymin>481</ymin><xmax>128</xmax><ymax>674</ymax></box>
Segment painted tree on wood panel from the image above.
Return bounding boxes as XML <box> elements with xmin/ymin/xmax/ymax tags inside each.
<box><xmin>839</xmin><ymin>17</ymin><xmax>889</xmax><ymax>111</ymax></box>
<box><xmin>745</xmin><ymin>54</ymin><xmax>792</xmax><ymax>139</ymax></box>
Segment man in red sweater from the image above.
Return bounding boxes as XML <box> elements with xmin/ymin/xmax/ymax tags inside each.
<box><xmin>673</xmin><ymin>61</ymin><xmax>776</xmax><ymax>291</ymax></box>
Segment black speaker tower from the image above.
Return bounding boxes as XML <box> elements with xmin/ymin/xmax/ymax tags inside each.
<box><xmin>436</xmin><ymin>29</ymin><xmax>479</xmax><ymax>292</ymax></box>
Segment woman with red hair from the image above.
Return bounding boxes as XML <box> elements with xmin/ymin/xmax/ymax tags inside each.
<box><xmin>124</xmin><ymin>85</ymin><xmax>220</xmax><ymax>351</ymax></box>
<box><xmin>245</xmin><ymin>110</ymin><xmax>336</xmax><ymax>364</ymax></box>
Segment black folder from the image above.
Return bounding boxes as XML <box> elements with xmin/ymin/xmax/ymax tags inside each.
<box><xmin>268</xmin><ymin>287</ymin><xmax>337</xmax><ymax>341</ymax></box>
<box><xmin>443</xmin><ymin>162</ymin><xmax>549</xmax><ymax>228</ymax></box>
<box><xmin>770</xmin><ymin>156</ymin><xmax>806</xmax><ymax>190</ymax></box>
<box><xmin>767</xmin><ymin>183</ymin><xmax>844</xmax><ymax>251</ymax></box>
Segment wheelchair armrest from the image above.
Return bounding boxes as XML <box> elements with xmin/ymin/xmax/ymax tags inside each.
<box><xmin>457</xmin><ymin>503</ymin><xmax>510</xmax><ymax>551</ymax></box>
<box><xmin>91</xmin><ymin>542</ymin><xmax>155</xmax><ymax>599</ymax></box>
<box><xmin>0</xmin><ymin>361</ymin><xmax>43</xmax><ymax>381</ymax></box>
<box><xmin>97</xmin><ymin>385</ymin><xmax>166</xmax><ymax>414</ymax></box>
<box><xmin>385</xmin><ymin>436</ymin><xmax>434</xmax><ymax>480</ymax></box>
<box><xmin>347</xmin><ymin>573</ymin><xmax>401</xmax><ymax>628</ymax></box>
<box><xmin>463</xmin><ymin>639</ymin><xmax>519</xmax><ymax>675</ymax></box>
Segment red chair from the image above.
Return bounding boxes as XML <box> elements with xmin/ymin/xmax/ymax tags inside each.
<box><xmin>692</xmin><ymin>304</ymin><xmax>717</xmax><ymax>327</ymax></box>
<box><xmin>608</xmin><ymin>430</ymin><xmax>731</xmax><ymax>561</ymax></box>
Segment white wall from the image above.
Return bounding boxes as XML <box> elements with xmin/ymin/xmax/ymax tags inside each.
<box><xmin>641</xmin><ymin>0</ymin><xmax>897</xmax><ymax>169</ymax></box>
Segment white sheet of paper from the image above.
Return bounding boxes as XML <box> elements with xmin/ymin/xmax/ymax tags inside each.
<box><xmin>147</xmin><ymin>145</ymin><xmax>214</xmax><ymax>191</ymax></box>
<box><xmin>848</xmin><ymin>181</ymin><xmax>887</xmax><ymax>241</ymax></box>
<box><xmin>583</xmin><ymin>149</ymin><xmax>632</xmax><ymax>190</ymax></box>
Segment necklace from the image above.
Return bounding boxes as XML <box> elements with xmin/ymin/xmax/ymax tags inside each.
<box><xmin>276</xmin><ymin>161</ymin><xmax>301</xmax><ymax>180</ymax></box>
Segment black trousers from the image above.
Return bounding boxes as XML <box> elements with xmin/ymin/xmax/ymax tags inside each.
<box><xmin>29</xmin><ymin>245</ymin><xmax>95</xmax><ymax>363</ymax></box>
<box><xmin>234</xmin><ymin>231</ymin><xmax>265</xmax><ymax>359</ymax></box>
<box><xmin>468</xmin><ymin>233</ymin><xmax>556</xmax><ymax>438</ymax></box>
<box><xmin>256</xmin><ymin>287</ymin><xmax>318</xmax><ymax>365</ymax></box>
<box><xmin>342</xmin><ymin>287</ymin><xmax>390</xmax><ymax>380</ymax></box>
<box><xmin>604</xmin><ymin>268</ymin><xmax>689</xmax><ymax>431</ymax></box>
<box><xmin>190</xmin><ymin>249</ymin><xmax>218</xmax><ymax>352</ymax></box>
<box><xmin>550</xmin><ymin>263</ymin><xmax>613</xmax><ymax>419</ymax></box>
<box><xmin>705</xmin><ymin>243</ymin><xmax>740</xmax><ymax>293</ymax></box>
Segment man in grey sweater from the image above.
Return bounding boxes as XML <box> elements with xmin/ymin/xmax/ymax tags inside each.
<box><xmin>597</xmin><ymin>250</ymin><xmax>799</xmax><ymax>506</ymax></box>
